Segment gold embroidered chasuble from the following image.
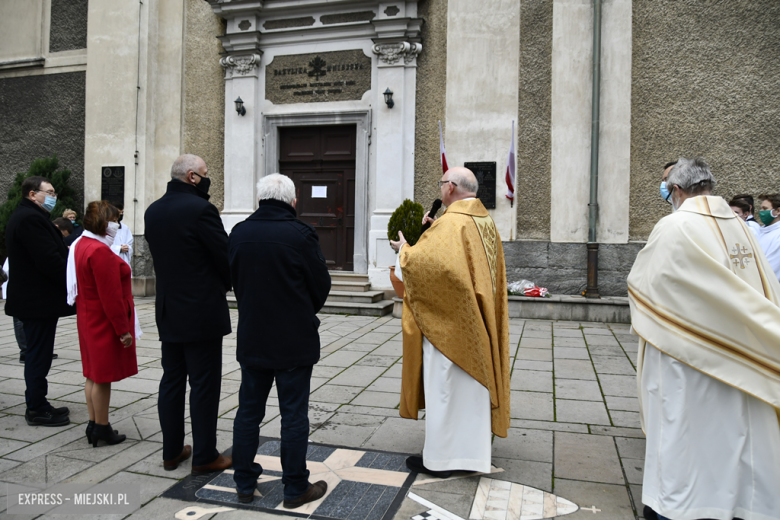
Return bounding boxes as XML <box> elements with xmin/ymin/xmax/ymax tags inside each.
<box><xmin>398</xmin><ymin>199</ymin><xmax>511</xmax><ymax>437</ymax></box>
<box><xmin>627</xmin><ymin>196</ymin><xmax>780</xmax><ymax>430</ymax></box>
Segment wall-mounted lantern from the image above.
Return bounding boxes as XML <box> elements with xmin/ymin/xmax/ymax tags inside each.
<box><xmin>383</xmin><ymin>88</ymin><xmax>394</xmax><ymax>109</ymax></box>
<box><xmin>234</xmin><ymin>97</ymin><xmax>246</xmax><ymax>116</ymax></box>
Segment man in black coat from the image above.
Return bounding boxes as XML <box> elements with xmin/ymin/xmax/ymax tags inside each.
<box><xmin>229</xmin><ymin>173</ymin><xmax>331</xmax><ymax>509</ymax></box>
<box><xmin>144</xmin><ymin>154</ymin><xmax>232</xmax><ymax>475</ymax></box>
<box><xmin>5</xmin><ymin>176</ymin><xmax>75</xmax><ymax>426</ymax></box>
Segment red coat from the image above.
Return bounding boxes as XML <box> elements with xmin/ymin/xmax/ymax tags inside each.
<box><xmin>75</xmin><ymin>238</ymin><xmax>138</xmax><ymax>383</ymax></box>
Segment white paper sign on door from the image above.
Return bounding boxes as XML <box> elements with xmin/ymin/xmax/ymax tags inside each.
<box><xmin>312</xmin><ymin>186</ymin><xmax>327</xmax><ymax>198</ymax></box>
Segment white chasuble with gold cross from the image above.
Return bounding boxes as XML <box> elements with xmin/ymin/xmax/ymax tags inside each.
<box><xmin>628</xmin><ymin>195</ymin><xmax>780</xmax><ymax>520</ymax></box>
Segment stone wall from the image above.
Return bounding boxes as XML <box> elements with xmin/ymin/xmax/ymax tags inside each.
<box><xmin>49</xmin><ymin>0</ymin><xmax>88</xmax><ymax>52</ymax></box>
<box><xmin>183</xmin><ymin>0</ymin><xmax>226</xmax><ymax>211</ymax></box>
<box><xmin>0</xmin><ymin>72</ymin><xmax>86</xmax><ymax>212</ymax></box>
<box><xmin>630</xmin><ymin>0</ymin><xmax>780</xmax><ymax>240</ymax></box>
<box><xmin>503</xmin><ymin>241</ymin><xmax>644</xmax><ymax>297</ymax></box>
<box><xmin>412</xmin><ymin>0</ymin><xmax>447</xmax><ymax>211</ymax></box>
<box><xmin>516</xmin><ymin>0</ymin><xmax>553</xmax><ymax>240</ymax></box>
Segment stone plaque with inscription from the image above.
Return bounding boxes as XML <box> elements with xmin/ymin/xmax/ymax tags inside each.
<box><xmin>101</xmin><ymin>166</ymin><xmax>125</xmax><ymax>203</ymax></box>
<box><xmin>266</xmin><ymin>50</ymin><xmax>371</xmax><ymax>104</ymax></box>
<box><xmin>464</xmin><ymin>161</ymin><xmax>496</xmax><ymax>209</ymax></box>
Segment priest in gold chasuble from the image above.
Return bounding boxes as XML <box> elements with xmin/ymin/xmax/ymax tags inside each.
<box><xmin>390</xmin><ymin>167</ymin><xmax>510</xmax><ymax>477</ymax></box>
<box><xmin>627</xmin><ymin>158</ymin><xmax>780</xmax><ymax>520</ymax></box>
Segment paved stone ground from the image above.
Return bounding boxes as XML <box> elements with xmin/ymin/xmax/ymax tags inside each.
<box><xmin>0</xmin><ymin>299</ymin><xmax>647</xmax><ymax>519</ymax></box>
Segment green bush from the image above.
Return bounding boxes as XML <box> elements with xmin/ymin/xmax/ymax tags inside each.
<box><xmin>0</xmin><ymin>156</ymin><xmax>80</xmax><ymax>260</ymax></box>
<box><xmin>387</xmin><ymin>199</ymin><xmax>425</xmax><ymax>246</ymax></box>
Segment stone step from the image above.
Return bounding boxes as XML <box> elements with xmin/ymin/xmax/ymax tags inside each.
<box><xmin>329</xmin><ymin>272</ymin><xmax>369</xmax><ymax>283</ymax></box>
<box><xmin>320</xmin><ymin>300</ymin><xmax>394</xmax><ymax>317</ymax></box>
<box><xmin>326</xmin><ymin>290</ymin><xmax>385</xmax><ymax>304</ymax></box>
<box><xmin>330</xmin><ymin>281</ymin><xmax>372</xmax><ymax>292</ymax></box>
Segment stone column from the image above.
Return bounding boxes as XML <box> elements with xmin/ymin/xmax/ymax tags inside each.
<box><xmin>220</xmin><ymin>52</ymin><xmax>262</xmax><ymax>231</ymax></box>
<box><xmin>368</xmin><ymin>41</ymin><xmax>421</xmax><ymax>286</ymax></box>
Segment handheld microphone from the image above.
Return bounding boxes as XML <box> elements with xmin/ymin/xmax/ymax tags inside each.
<box><xmin>421</xmin><ymin>199</ymin><xmax>442</xmax><ymax>232</ymax></box>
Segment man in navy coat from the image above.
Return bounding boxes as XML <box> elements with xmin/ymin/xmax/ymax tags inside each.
<box><xmin>228</xmin><ymin>173</ymin><xmax>331</xmax><ymax>508</ymax></box>
<box><xmin>145</xmin><ymin>154</ymin><xmax>232</xmax><ymax>475</ymax></box>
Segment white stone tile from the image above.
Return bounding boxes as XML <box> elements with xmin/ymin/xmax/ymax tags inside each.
<box><xmin>470</xmin><ymin>476</ymin><xmax>491</xmax><ymax>519</ymax></box>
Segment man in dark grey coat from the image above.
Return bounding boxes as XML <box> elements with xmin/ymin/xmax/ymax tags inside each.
<box><xmin>145</xmin><ymin>154</ymin><xmax>232</xmax><ymax>475</ymax></box>
<box><xmin>229</xmin><ymin>173</ymin><xmax>331</xmax><ymax>509</ymax></box>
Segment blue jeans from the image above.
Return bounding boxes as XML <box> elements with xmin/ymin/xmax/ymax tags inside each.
<box><xmin>232</xmin><ymin>364</ymin><xmax>312</xmax><ymax>500</ymax></box>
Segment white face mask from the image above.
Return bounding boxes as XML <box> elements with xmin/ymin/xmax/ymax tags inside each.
<box><xmin>105</xmin><ymin>222</ymin><xmax>120</xmax><ymax>246</ymax></box>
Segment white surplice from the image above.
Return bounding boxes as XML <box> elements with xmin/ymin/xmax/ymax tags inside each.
<box><xmin>110</xmin><ymin>222</ymin><xmax>134</xmax><ymax>272</ymax></box>
<box><xmin>395</xmin><ymin>249</ymin><xmax>492</xmax><ymax>473</ymax></box>
<box><xmin>641</xmin><ymin>343</ymin><xmax>780</xmax><ymax>520</ymax></box>
<box><xmin>757</xmin><ymin>221</ymin><xmax>780</xmax><ymax>283</ymax></box>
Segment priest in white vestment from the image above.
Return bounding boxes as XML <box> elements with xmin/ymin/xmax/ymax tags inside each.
<box><xmin>390</xmin><ymin>167</ymin><xmax>511</xmax><ymax>478</ymax></box>
<box><xmin>110</xmin><ymin>204</ymin><xmax>134</xmax><ymax>272</ymax></box>
<box><xmin>627</xmin><ymin>157</ymin><xmax>780</xmax><ymax>520</ymax></box>
<box><xmin>757</xmin><ymin>194</ymin><xmax>780</xmax><ymax>283</ymax></box>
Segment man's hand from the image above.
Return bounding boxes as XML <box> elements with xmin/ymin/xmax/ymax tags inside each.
<box><xmin>390</xmin><ymin>231</ymin><xmax>408</xmax><ymax>253</ymax></box>
<box><xmin>119</xmin><ymin>333</ymin><xmax>133</xmax><ymax>347</ymax></box>
<box><xmin>422</xmin><ymin>211</ymin><xmax>436</xmax><ymax>227</ymax></box>
<box><xmin>120</xmin><ymin>245</ymin><xmax>129</xmax><ymax>253</ymax></box>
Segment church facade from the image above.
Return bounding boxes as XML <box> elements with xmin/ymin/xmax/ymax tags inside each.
<box><xmin>1</xmin><ymin>0</ymin><xmax>778</xmax><ymax>296</ymax></box>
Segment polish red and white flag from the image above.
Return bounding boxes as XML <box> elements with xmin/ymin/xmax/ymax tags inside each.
<box><xmin>439</xmin><ymin>120</ymin><xmax>449</xmax><ymax>174</ymax></box>
<box><xmin>505</xmin><ymin>120</ymin><xmax>516</xmax><ymax>202</ymax></box>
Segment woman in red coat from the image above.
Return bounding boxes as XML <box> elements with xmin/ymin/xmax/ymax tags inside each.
<box><xmin>71</xmin><ymin>201</ymin><xmax>138</xmax><ymax>446</ymax></box>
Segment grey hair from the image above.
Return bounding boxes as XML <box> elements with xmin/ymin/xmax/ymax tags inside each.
<box><xmin>257</xmin><ymin>173</ymin><xmax>296</xmax><ymax>205</ymax></box>
<box><xmin>666</xmin><ymin>157</ymin><xmax>716</xmax><ymax>195</ymax></box>
<box><xmin>449</xmin><ymin>169</ymin><xmax>478</xmax><ymax>194</ymax></box>
<box><xmin>171</xmin><ymin>154</ymin><xmax>202</xmax><ymax>181</ymax></box>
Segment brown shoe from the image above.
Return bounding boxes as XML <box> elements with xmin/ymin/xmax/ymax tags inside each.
<box><xmin>191</xmin><ymin>454</ymin><xmax>232</xmax><ymax>476</ymax></box>
<box><xmin>283</xmin><ymin>481</ymin><xmax>328</xmax><ymax>509</ymax></box>
<box><xmin>163</xmin><ymin>445</ymin><xmax>192</xmax><ymax>471</ymax></box>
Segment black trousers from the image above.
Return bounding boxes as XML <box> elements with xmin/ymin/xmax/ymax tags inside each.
<box><xmin>159</xmin><ymin>338</ymin><xmax>223</xmax><ymax>466</ymax></box>
<box><xmin>21</xmin><ymin>317</ymin><xmax>58</xmax><ymax>412</ymax></box>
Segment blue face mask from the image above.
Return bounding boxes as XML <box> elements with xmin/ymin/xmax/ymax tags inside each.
<box><xmin>42</xmin><ymin>195</ymin><xmax>57</xmax><ymax>212</ymax></box>
<box><xmin>660</xmin><ymin>182</ymin><xmax>671</xmax><ymax>203</ymax></box>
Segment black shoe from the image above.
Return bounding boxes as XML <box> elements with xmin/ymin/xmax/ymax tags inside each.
<box><xmin>91</xmin><ymin>423</ymin><xmax>126</xmax><ymax>447</ymax></box>
<box><xmin>237</xmin><ymin>491</ymin><xmax>255</xmax><ymax>504</ymax></box>
<box><xmin>48</xmin><ymin>405</ymin><xmax>69</xmax><ymax>417</ymax></box>
<box><xmin>283</xmin><ymin>481</ymin><xmax>328</xmax><ymax>509</ymax></box>
<box><xmin>405</xmin><ymin>456</ymin><xmax>452</xmax><ymax>478</ymax></box>
<box><xmin>85</xmin><ymin>420</ymin><xmax>118</xmax><ymax>444</ymax></box>
<box><xmin>643</xmin><ymin>506</ymin><xmax>658</xmax><ymax>520</ymax></box>
<box><xmin>25</xmin><ymin>409</ymin><xmax>70</xmax><ymax>427</ymax></box>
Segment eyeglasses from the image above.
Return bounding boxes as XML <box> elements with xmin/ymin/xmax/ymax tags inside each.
<box><xmin>35</xmin><ymin>189</ymin><xmax>57</xmax><ymax>197</ymax></box>
<box><xmin>437</xmin><ymin>180</ymin><xmax>458</xmax><ymax>188</ymax></box>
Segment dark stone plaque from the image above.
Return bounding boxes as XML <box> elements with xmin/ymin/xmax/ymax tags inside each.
<box><xmin>265</xmin><ymin>50</ymin><xmax>371</xmax><ymax>104</ymax></box>
<box><xmin>101</xmin><ymin>166</ymin><xmax>125</xmax><ymax>203</ymax></box>
<box><xmin>465</xmin><ymin>161</ymin><xmax>496</xmax><ymax>209</ymax></box>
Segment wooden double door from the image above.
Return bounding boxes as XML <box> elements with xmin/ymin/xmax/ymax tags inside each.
<box><xmin>279</xmin><ymin>125</ymin><xmax>356</xmax><ymax>271</ymax></box>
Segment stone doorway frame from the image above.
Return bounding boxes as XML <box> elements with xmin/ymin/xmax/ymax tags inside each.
<box><xmin>263</xmin><ymin>110</ymin><xmax>371</xmax><ymax>274</ymax></box>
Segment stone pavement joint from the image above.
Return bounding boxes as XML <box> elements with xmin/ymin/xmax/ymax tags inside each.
<box><xmin>0</xmin><ymin>301</ymin><xmax>645</xmax><ymax>518</ymax></box>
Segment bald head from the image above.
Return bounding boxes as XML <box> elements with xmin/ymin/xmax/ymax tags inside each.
<box><xmin>441</xmin><ymin>167</ymin><xmax>478</xmax><ymax>206</ymax></box>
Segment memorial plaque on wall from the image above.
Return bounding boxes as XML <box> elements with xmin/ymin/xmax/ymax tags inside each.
<box><xmin>266</xmin><ymin>50</ymin><xmax>371</xmax><ymax>104</ymax></box>
<box><xmin>464</xmin><ymin>162</ymin><xmax>496</xmax><ymax>209</ymax></box>
<box><xmin>101</xmin><ymin>166</ymin><xmax>125</xmax><ymax>203</ymax></box>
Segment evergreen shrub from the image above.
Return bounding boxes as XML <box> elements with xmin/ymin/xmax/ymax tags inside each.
<box><xmin>387</xmin><ymin>199</ymin><xmax>425</xmax><ymax>246</ymax></box>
